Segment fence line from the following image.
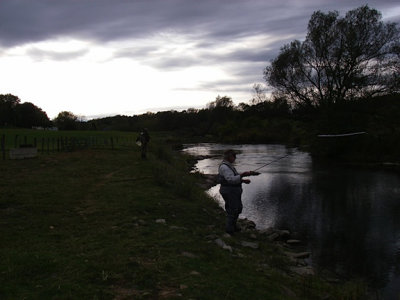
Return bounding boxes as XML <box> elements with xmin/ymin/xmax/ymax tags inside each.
<box><xmin>1</xmin><ymin>134</ymin><xmax>5</xmax><ymax>160</ymax></box>
<box><xmin>1</xmin><ymin>134</ymin><xmax>136</xmax><ymax>160</ymax></box>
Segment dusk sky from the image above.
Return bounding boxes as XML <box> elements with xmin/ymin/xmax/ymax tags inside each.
<box><xmin>1</xmin><ymin>0</ymin><xmax>399</xmax><ymax>119</ymax></box>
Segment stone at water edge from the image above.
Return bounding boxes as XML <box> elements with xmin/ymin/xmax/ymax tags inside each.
<box><xmin>190</xmin><ymin>271</ymin><xmax>201</xmax><ymax>276</ymax></box>
<box><xmin>276</xmin><ymin>229</ymin><xmax>290</xmax><ymax>238</ymax></box>
<box><xmin>260</xmin><ymin>227</ymin><xmax>275</xmax><ymax>235</ymax></box>
<box><xmin>240</xmin><ymin>241</ymin><xmax>259</xmax><ymax>249</ymax></box>
<box><xmin>266</xmin><ymin>229</ymin><xmax>291</xmax><ymax>241</ymax></box>
<box><xmin>215</xmin><ymin>238</ymin><xmax>233</xmax><ymax>252</ymax></box>
<box><xmin>268</xmin><ymin>232</ymin><xmax>281</xmax><ymax>241</ymax></box>
<box><xmin>250</xmin><ymin>233</ymin><xmax>257</xmax><ymax>239</ymax></box>
<box><xmin>181</xmin><ymin>251</ymin><xmax>197</xmax><ymax>258</ymax></box>
<box><xmin>291</xmin><ymin>252</ymin><xmax>311</xmax><ymax>259</ymax></box>
<box><xmin>238</xmin><ymin>218</ymin><xmax>256</xmax><ymax>230</ymax></box>
<box><xmin>205</xmin><ymin>234</ymin><xmax>219</xmax><ymax>240</ymax></box>
<box><xmin>290</xmin><ymin>266</ymin><xmax>315</xmax><ymax>276</ymax></box>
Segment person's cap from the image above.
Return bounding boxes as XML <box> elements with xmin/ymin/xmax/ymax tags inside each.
<box><xmin>224</xmin><ymin>149</ymin><xmax>236</xmax><ymax>159</ymax></box>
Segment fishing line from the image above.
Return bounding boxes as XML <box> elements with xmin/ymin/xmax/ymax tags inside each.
<box><xmin>252</xmin><ymin>154</ymin><xmax>291</xmax><ymax>172</ymax></box>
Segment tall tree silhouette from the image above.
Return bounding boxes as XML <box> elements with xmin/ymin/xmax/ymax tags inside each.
<box><xmin>264</xmin><ymin>6</ymin><xmax>400</xmax><ymax>107</ymax></box>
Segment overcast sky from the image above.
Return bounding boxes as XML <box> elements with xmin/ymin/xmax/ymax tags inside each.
<box><xmin>1</xmin><ymin>0</ymin><xmax>399</xmax><ymax>119</ymax></box>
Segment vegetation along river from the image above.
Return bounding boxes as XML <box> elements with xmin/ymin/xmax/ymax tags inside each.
<box><xmin>183</xmin><ymin>143</ymin><xmax>400</xmax><ymax>299</ymax></box>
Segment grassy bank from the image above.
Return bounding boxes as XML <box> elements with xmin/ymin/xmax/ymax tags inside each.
<box><xmin>0</xmin><ymin>133</ymin><xmax>367</xmax><ymax>299</ymax></box>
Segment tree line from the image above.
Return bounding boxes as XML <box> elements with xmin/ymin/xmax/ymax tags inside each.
<box><xmin>1</xmin><ymin>5</ymin><xmax>399</xmax><ymax>161</ymax></box>
<box><xmin>0</xmin><ymin>95</ymin><xmax>86</xmax><ymax>130</ymax></box>
<box><xmin>87</xmin><ymin>5</ymin><xmax>400</xmax><ymax>161</ymax></box>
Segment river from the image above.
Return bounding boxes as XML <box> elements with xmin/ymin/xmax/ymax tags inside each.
<box><xmin>182</xmin><ymin>143</ymin><xmax>400</xmax><ymax>299</ymax></box>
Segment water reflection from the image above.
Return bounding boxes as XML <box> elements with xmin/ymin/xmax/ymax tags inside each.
<box><xmin>183</xmin><ymin>143</ymin><xmax>400</xmax><ymax>299</ymax></box>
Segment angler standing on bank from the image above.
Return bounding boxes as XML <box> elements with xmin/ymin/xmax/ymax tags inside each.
<box><xmin>218</xmin><ymin>149</ymin><xmax>257</xmax><ymax>235</ymax></box>
<box><xmin>136</xmin><ymin>128</ymin><xmax>150</xmax><ymax>159</ymax></box>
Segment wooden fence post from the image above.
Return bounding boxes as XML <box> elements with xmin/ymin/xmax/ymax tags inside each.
<box><xmin>1</xmin><ymin>134</ymin><xmax>5</xmax><ymax>160</ymax></box>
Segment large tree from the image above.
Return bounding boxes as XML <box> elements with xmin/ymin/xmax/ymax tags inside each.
<box><xmin>15</xmin><ymin>102</ymin><xmax>50</xmax><ymax>128</ymax></box>
<box><xmin>54</xmin><ymin>111</ymin><xmax>78</xmax><ymax>130</ymax></box>
<box><xmin>264</xmin><ymin>6</ymin><xmax>400</xmax><ymax>107</ymax></box>
<box><xmin>206</xmin><ymin>95</ymin><xmax>234</xmax><ymax>110</ymax></box>
<box><xmin>0</xmin><ymin>94</ymin><xmax>20</xmax><ymax>126</ymax></box>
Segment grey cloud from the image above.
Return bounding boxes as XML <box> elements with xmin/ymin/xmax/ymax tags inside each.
<box><xmin>231</xmin><ymin>63</ymin><xmax>267</xmax><ymax>80</ymax></box>
<box><xmin>1</xmin><ymin>0</ymin><xmax>399</xmax><ymax>104</ymax></box>
<box><xmin>114</xmin><ymin>44</ymin><xmax>201</xmax><ymax>69</ymax></box>
<box><xmin>0</xmin><ymin>0</ymin><xmax>221</xmax><ymax>47</ymax></box>
<box><xmin>148</xmin><ymin>56</ymin><xmax>199</xmax><ymax>70</ymax></box>
<box><xmin>176</xmin><ymin>77</ymin><xmax>256</xmax><ymax>97</ymax></box>
<box><xmin>1</xmin><ymin>0</ymin><xmax>398</xmax><ymax>48</ymax></box>
<box><xmin>220</xmin><ymin>49</ymin><xmax>269</xmax><ymax>63</ymax></box>
<box><xmin>112</xmin><ymin>36</ymin><xmax>278</xmax><ymax>70</ymax></box>
<box><xmin>26</xmin><ymin>48</ymin><xmax>89</xmax><ymax>61</ymax></box>
<box><xmin>113</xmin><ymin>46</ymin><xmax>159</xmax><ymax>60</ymax></box>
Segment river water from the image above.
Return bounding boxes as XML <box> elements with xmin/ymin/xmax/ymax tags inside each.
<box><xmin>182</xmin><ymin>143</ymin><xmax>400</xmax><ymax>299</ymax></box>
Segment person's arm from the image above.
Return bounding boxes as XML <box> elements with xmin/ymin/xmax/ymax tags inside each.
<box><xmin>240</xmin><ymin>171</ymin><xmax>251</xmax><ymax>177</ymax></box>
<box><xmin>239</xmin><ymin>171</ymin><xmax>254</xmax><ymax>184</ymax></box>
<box><xmin>240</xmin><ymin>172</ymin><xmax>251</xmax><ymax>184</ymax></box>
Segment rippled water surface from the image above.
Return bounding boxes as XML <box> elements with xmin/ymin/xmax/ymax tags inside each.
<box><xmin>183</xmin><ymin>143</ymin><xmax>400</xmax><ymax>299</ymax></box>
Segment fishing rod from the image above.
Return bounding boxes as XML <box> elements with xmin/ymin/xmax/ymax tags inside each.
<box><xmin>251</xmin><ymin>154</ymin><xmax>291</xmax><ymax>173</ymax></box>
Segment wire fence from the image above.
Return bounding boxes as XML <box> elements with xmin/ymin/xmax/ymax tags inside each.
<box><xmin>1</xmin><ymin>133</ymin><xmax>137</xmax><ymax>160</ymax></box>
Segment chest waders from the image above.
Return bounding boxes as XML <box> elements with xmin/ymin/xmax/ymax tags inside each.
<box><xmin>219</xmin><ymin>162</ymin><xmax>243</xmax><ymax>234</ymax></box>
